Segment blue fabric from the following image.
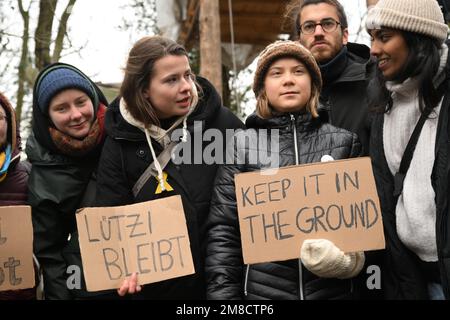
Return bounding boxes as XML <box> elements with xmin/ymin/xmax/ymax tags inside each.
<box><xmin>0</xmin><ymin>144</ymin><xmax>12</xmax><ymax>175</ymax></box>
<box><xmin>36</xmin><ymin>67</ymin><xmax>97</xmax><ymax>114</ymax></box>
<box><xmin>427</xmin><ymin>282</ymin><xmax>445</xmax><ymax>300</ymax></box>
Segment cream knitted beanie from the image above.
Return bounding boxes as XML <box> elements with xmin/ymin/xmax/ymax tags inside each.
<box><xmin>366</xmin><ymin>0</ymin><xmax>448</xmax><ymax>44</ymax></box>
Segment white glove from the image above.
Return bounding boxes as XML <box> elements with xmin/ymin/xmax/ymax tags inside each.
<box><xmin>300</xmin><ymin>239</ymin><xmax>365</xmax><ymax>279</ymax></box>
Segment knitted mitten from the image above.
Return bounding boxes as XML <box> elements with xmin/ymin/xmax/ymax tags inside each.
<box><xmin>300</xmin><ymin>239</ymin><xmax>365</xmax><ymax>279</ymax></box>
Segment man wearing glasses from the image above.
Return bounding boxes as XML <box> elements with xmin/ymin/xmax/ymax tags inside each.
<box><xmin>290</xmin><ymin>0</ymin><xmax>376</xmax><ymax>156</ymax></box>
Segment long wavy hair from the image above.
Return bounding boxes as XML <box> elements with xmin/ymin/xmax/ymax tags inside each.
<box><xmin>120</xmin><ymin>36</ymin><xmax>199</xmax><ymax>128</ymax></box>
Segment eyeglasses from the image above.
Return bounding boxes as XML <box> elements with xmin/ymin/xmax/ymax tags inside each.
<box><xmin>0</xmin><ymin>114</ymin><xmax>7</xmax><ymax>122</ymax></box>
<box><xmin>300</xmin><ymin>18</ymin><xmax>341</xmax><ymax>35</ymax></box>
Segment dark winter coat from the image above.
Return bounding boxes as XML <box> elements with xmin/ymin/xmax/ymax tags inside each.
<box><xmin>26</xmin><ymin>63</ymin><xmax>110</xmax><ymax>300</ymax></box>
<box><xmin>0</xmin><ymin>92</ymin><xmax>35</xmax><ymax>300</ymax></box>
<box><xmin>95</xmin><ymin>76</ymin><xmax>244</xmax><ymax>299</ymax></box>
<box><xmin>0</xmin><ymin>93</ymin><xmax>29</xmax><ymax>206</ymax></box>
<box><xmin>206</xmin><ymin>112</ymin><xmax>362</xmax><ymax>300</ymax></box>
<box><xmin>369</xmin><ymin>58</ymin><xmax>450</xmax><ymax>299</ymax></box>
<box><xmin>318</xmin><ymin>43</ymin><xmax>377</xmax><ymax>156</ymax></box>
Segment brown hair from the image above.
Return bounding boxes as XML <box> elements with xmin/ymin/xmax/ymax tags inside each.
<box><xmin>0</xmin><ymin>92</ymin><xmax>16</xmax><ymax>151</ymax></box>
<box><xmin>120</xmin><ymin>36</ymin><xmax>193</xmax><ymax>127</ymax></box>
<box><xmin>284</xmin><ymin>0</ymin><xmax>348</xmax><ymax>38</ymax></box>
<box><xmin>255</xmin><ymin>81</ymin><xmax>320</xmax><ymax>119</ymax></box>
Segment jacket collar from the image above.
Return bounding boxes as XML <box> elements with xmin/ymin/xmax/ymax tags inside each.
<box><xmin>320</xmin><ymin>46</ymin><xmax>348</xmax><ymax>86</ymax></box>
<box><xmin>105</xmin><ymin>76</ymin><xmax>222</xmax><ymax>142</ymax></box>
<box><xmin>245</xmin><ymin>112</ymin><xmax>320</xmax><ymax>132</ymax></box>
<box><xmin>326</xmin><ymin>42</ymin><xmax>375</xmax><ymax>85</ymax></box>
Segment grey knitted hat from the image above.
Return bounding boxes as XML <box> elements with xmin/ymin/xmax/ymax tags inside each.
<box><xmin>253</xmin><ymin>40</ymin><xmax>322</xmax><ymax>96</ymax></box>
<box><xmin>366</xmin><ymin>0</ymin><xmax>449</xmax><ymax>43</ymax></box>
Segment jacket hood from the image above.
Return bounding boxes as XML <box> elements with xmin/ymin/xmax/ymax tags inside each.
<box><xmin>0</xmin><ymin>92</ymin><xmax>20</xmax><ymax>159</ymax></box>
<box><xmin>31</xmin><ymin>62</ymin><xmax>108</xmax><ymax>155</ymax></box>
<box><xmin>346</xmin><ymin>42</ymin><xmax>371</xmax><ymax>61</ymax></box>
<box><xmin>105</xmin><ymin>76</ymin><xmax>223</xmax><ymax>140</ymax></box>
<box><xmin>340</xmin><ymin>42</ymin><xmax>376</xmax><ymax>82</ymax></box>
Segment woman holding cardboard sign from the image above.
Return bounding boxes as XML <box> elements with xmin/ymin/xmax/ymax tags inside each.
<box><xmin>205</xmin><ymin>40</ymin><xmax>365</xmax><ymax>300</ymax></box>
<box><xmin>366</xmin><ymin>0</ymin><xmax>450</xmax><ymax>300</ymax></box>
<box><xmin>94</xmin><ymin>36</ymin><xmax>243</xmax><ymax>299</ymax></box>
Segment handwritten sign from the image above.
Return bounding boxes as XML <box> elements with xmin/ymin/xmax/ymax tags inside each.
<box><xmin>76</xmin><ymin>195</ymin><xmax>195</xmax><ymax>292</ymax></box>
<box><xmin>235</xmin><ymin>157</ymin><xmax>385</xmax><ymax>264</ymax></box>
<box><xmin>0</xmin><ymin>206</ymin><xmax>35</xmax><ymax>292</ymax></box>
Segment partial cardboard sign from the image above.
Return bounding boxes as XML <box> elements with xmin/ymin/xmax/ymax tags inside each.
<box><xmin>235</xmin><ymin>157</ymin><xmax>385</xmax><ymax>264</ymax></box>
<box><xmin>0</xmin><ymin>206</ymin><xmax>35</xmax><ymax>291</ymax></box>
<box><xmin>76</xmin><ymin>195</ymin><xmax>195</xmax><ymax>292</ymax></box>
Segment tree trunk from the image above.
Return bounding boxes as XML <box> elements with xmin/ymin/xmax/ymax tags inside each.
<box><xmin>35</xmin><ymin>0</ymin><xmax>57</xmax><ymax>70</ymax></box>
<box><xmin>52</xmin><ymin>0</ymin><xmax>76</xmax><ymax>62</ymax></box>
<box><xmin>16</xmin><ymin>0</ymin><xmax>30</xmax><ymax>123</ymax></box>
<box><xmin>222</xmin><ymin>65</ymin><xmax>230</xmax><ymax>109</ymax></box>
<box><xmin>199</xmin><ymin>0</ymin><xmax>222</xmax><ymax>97</ymax></box>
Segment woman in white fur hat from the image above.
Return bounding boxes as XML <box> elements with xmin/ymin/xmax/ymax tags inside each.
<box><xmin>366</xmin><ymin>0</ymin><xmax>450</xmax><ymax>299</ymax></box>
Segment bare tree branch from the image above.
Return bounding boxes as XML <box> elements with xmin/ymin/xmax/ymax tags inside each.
<box><xmin>16</xmin><ymin>0</ymin><xmax>31</xmax><ymax>122</ymax></box>
<box><xmin>34</xmin><ymin>0</ymin><xmax>57</xmax><ymax>70</ymax></box>
<box><xmin>52</xmin><ymin>0</ymin><xmax>76</xmax><ymax>62</ymax></box>
<box><xmin>0</xmin><ymin>30</ymin><xmax>24</xmax><ymax>38</ymax></box>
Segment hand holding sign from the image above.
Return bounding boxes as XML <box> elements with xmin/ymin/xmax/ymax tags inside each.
<box><xmin>300</xmin><ymin>239</ymin><xmax>365</xmax><ymax>279</ymax></box>
<box><xmin>117</xmin><ymin>272</ymin><xmax>141</xmax><ymax>296</ymax></box>
<box><xmin>234</xmin><ymin>157</ymin><xmax>385</xmax><ymax>265</ymax></box>
<box><xmin>76</xmin><ymin>195</ymin><xmax>195</xmax><ymax>292</ymax></box>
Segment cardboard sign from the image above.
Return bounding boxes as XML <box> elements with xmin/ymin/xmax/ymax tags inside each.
<box><xmin>76</xmin><ymin>195</ymin><xmax>195</xmax><ymax>292</ymax></box>
<box><xmin>0</xmin><ymin>206</ymin><xmax>35</xmax><ymax>292</ymax></box>
<box><xmin>235</xmin><ymin>157</ymin><xmax>385</xmax><ymax>264</ymax></box>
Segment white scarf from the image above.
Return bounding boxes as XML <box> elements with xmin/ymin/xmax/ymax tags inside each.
<box><xmin>383</xmin><ymin>43</ymin><xmax>448</xmax><ymax>262</ymax></box>
<box><xmin>119</xmin><ymin>83</ymin><xmax>198</xmax><ymax>192</ymax></box>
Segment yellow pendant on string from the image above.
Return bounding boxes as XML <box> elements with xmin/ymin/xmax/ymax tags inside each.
<box><xmin>0</xmin><ymin>152</ymin><xmax>6</xmax><ymax>182</ymax></box>
<box><xmin>155</xmin><ymin>171</ymin><xmax>174</xmax><ymax>194</ymax></box>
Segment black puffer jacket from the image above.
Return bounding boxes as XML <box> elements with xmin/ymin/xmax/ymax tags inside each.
<box><xmin>206</xmin><ymin>112</ymin><xmax>361</xmax><ymax>300</ymax></box>
<box><xmin>95</xmin><ymin>76</ymin><xmax>244</xmax><ymax>299</ymax></box>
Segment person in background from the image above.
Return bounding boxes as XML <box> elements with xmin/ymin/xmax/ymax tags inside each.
<box><xmin>95</xmin><ymin>36</ymin><xmax>244</xmax><ymax>299</ymax></box>
<box><xmin>367</xmin><ymin>0</ymin><xmax>450</xmax><ymax>299</ymax></box>
<box><xmin>0</xmin><ymin>92</ymin><xmax>37</xmax><ymax>300</ymax></box>
<box><xmin>206</xmin><ymin>40</ymin><xmax>364</xmax><ymax>300</ymax></box>
<box><xmin>27</xmin><ymin>63</ymin><xmax>114</xmax><ymax>299</ymax></box>
<box><xmin>286</xmin><ymin>0</ymin><xmax>376</xmax><ymax>155</ymax></box>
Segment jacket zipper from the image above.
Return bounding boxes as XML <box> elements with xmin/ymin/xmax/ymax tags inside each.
<box><xmin>291</xmin><ymin>114</ymin><xmax>300</xmax><ymax>165</ymax></box>
<box><xmin>244</xmin><ymin>264</ymin><xmax>250</xmax><ymax>297</ymax></box>
<box><xmin>291</xmin><ymin>114</ymin><xmax>305</xmax><ymax>300</ymax></box>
